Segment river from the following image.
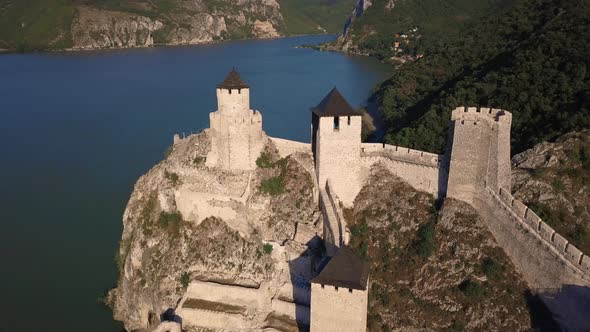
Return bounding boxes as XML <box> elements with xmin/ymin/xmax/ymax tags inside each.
<box><xmin>0</xmin><ymin>35</ymin><xmax>391</xmax><ymax>331</ymax></box>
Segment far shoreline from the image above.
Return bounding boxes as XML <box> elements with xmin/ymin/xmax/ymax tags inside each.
<box><xmin>0</xmin><ymin>33</ymin><xmax>339</xmax><ymax>56</ymax></box>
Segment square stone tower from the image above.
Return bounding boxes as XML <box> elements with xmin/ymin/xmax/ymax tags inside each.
<box><xmin>311</xmin><ymin>88</ymin><xmax>363</xmax><ymax>206</ymax></box>
<box><xmin>446</xmin><ymin>107</ymin><xmax>512</xmax><ymax>203</ymax></box>
<box><xmin>310</xmin><ymin>246</ymin><xmax>369</xmax><ymax>331</ymax></box>
<box><xmin>206</xmin><ymin>69</ymin><xmax>265</xmax><ymax>171</ymax></box>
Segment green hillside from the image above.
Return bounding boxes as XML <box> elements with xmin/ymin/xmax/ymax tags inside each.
<box><xmin>0</xmin><ymin>0</ymin><xmax>76</xmax><ymax>51</ymax></box>
<box><xmin>346</xmin><ymin>0</ymin><xmax>512</xmax><ymax>59</ymax></box>
<box><xmin>372</xmin><ymin>0</ymin><xmax>590</xmax><ymax>154</ymax></box>
<box><xmin>278</xmin><ymin>0</ymin><xmax>355</xmax><ymax>35</ymax></box>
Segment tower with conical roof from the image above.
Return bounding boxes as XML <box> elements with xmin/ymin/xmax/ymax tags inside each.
<box><xmin>311</xmin><ymin>88</ymin><xmax>363</xmax><ymax>207</ymax></box>
<box><xmin>206</xmin><ymin>69</ymin><xmax>264</xmax><ymax>171</ymax></box>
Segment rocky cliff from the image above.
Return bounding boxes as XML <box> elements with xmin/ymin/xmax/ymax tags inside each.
<box><xmin>108</xmin><ymin>131</ymin><xmax>321</xmax><ymax>331</ymax></box>
<box><xmin>0</xmin><ymin>0</ymin><xmax>354</xmax><ymax>51</ymax></box>
<box><xmin>71</xmin><ymin>1</ymin><xmax>281</xmax><ymax>50</ymax></box>
<box><xmin>512</xmin><ymin>130</ymin><xmax>590</xmax><ymax>254</ymax></box>
<box><xmin>71</xmin><ymin>7</ymin><xmax>164</xmax><ymax>50</ymax></box>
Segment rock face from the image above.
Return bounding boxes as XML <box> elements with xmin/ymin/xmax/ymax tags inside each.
<box><xmin>346</xmin><ymin>164</ymin><xmax>532</xmax><ymax>331</ymax></box>
<box><xmin>333</xmin><ymin>0</ymin><xmax>375</xmax><ymax>53</ymax></box>
<box><xmin>69</xmin><ymin>0</ymin><xmax>284</xmax><ymax>50</ymax></box>
<box><xmin>71</xmin><ymin>7</ymin><xmax>164</xmax><ymax>50</ymax></box>
<box><xmin>108</xmin><ymin>131</ymin><xmax>320</xmax><ymax>331</ymax></box>
<box><xmin>511</xmin><ymin>130</ymin><xmax>590</xmax><ymax>254</ymax></box>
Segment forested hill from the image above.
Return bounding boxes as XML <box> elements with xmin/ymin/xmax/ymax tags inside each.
<box><xmin>0</xmin><ymin>0</ymin><xmax>354</xmax><ymax>52</ymax></box>
<box><xmin>373</xmin><ymin>0</ymin><xmax>590</xmax><ymax>154</ymax></box>
<box><xmin>336</xmin><ymin>0</ymin><xmax>513</xmax><ymax>58</ymax></box>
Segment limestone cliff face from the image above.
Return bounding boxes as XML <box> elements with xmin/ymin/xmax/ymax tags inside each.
<box><xmin>71</xmin><ymin>7</ymin><xmax>164</xmax><ymax>50</ymax></box>
<box><xmin>69</xmin><ymin>0</ymin><xmax>283</xmax><ymax>50</ymax></box>
<box><xmin>512</xmin><ymin>130</ymin><xmax>590</xmax><ymax>254</ymax></box>
<box><xmin>108</xmin><ymin>131</ymin><xmax>320</xmax><ymax>331</ymax></box>
<box><xmin>333</xmin><ymin>0</ymin><xmax>376</xmax><ymax>53</ymax></box>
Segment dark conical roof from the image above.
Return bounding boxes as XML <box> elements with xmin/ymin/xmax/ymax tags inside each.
<box><xmin>311</xmin><ymin>88</ymin><xmax>362</xmax><ymax>117</ymax></box>
<box><xmin>311</xmin><ymin>246</ymin><xmax>369</xmax><ymax>290</ymax></box>
<box><xmin>217</xmin><ymin>68</ymin><xmax>249</xmax><ymax>89</ymax></box>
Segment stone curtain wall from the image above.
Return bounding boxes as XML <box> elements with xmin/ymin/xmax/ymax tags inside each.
<box><xmin>494</xmin><ymin>188</ymin><xmax>590</xmax><ymax>279</ymax></box>
<box><xmin>269</xmin><ymin>137</ymin><xmax>311</xmax><ymax>158</ymax></box>
<box><xmin>472</xmin><ymin>187</ymin><xmax>590</xmax><ymax>289</ymax></box>
<box><xmin>310</xmin><ymin>283</ymin><xmax>368</xmax><ymax>332</ymax></box>
<box><xmin>315</xmin><ymin>116</ymin><xmax>363</xmax><ymax>206</ymax></box>
<box><xmin>360</xmin><ymin>143</ymin><xmax>443</xmax><ymax>196</ymax></box>
<box><xmin>320</xmin><ymin>180</ymin><xmax>347</xmax><ymax>257</ymax></box>
<box><xmin>206</xmin><ymin>88</ymin><xmax>265</xmax><ymax>171</ymax></box>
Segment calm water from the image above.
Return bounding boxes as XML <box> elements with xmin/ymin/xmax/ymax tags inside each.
<box><xmin>0</xmin><ymin>35</ymin><xmax>390</xmax><ymax>331</ymax></box>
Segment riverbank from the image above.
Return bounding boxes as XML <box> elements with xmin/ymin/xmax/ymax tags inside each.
<box><xmin>0</xmin><ymin>33</ymin><xmax>337</xmax><ymax>55</ymax></box>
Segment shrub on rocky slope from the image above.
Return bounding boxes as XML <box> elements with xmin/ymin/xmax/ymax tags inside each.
<box><xmin>347</xmin><ymin>164</ymin><xmax>533</xmax><ymax>331</ymax></box>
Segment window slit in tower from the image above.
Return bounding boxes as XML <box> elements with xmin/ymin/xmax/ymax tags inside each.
<box><xmin>334</xmin><ymin>116</ymin><xmax>340</xmax><ymax>131</ymax></box>
<box><xmin>347</xmin><ymin>116</ymin><xmax>351</xmax><ymax>125</ymax></box>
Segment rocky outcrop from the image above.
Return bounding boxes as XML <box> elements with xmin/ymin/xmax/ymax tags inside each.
<box><xmin>511</xmin><ymin>130</ymin><xmax>590</xmax><ymax>254</ymax></box>
<box><xmin>165</xmin><ymin>14</ymin><xmax>227</xmax><ymax>45</ymax></box>
<box><xmin>71</xmin><ymin>7</ymin><xmax>164</xmax><ymax>50</ymax></box>
<box><xmin>108</xmin><ymin>131</ymin><xmax>320</xmax><ymax>331</ymax></box>
<box><xmin>69</xmin><ymin>0</ymin><xmax>284</xmax><ymax>50</ymax></box>
<box><xmin>334</xmin><ymin>0</ymin><xmax>375</xmax><ymax>52</ymax></box>
<box><xmin>253</xmin><ymin>20</ymin><xmax>280</xmax><ymax>38</ymax></box>
<box><xmin>346</xmin><ymin>164</ymin><xmax>532</xmax><ymax>331</ymax></box>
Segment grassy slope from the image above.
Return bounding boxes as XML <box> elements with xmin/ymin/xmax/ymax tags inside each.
<box><xmin>0</xmin><ymin>0</ymin><xmax>76</xmax><ymax>50</ymax></box>
<box><xmin>278</xmin><ymin>0</ymin><xmax>355</xmax><ymax>35</ymax></box>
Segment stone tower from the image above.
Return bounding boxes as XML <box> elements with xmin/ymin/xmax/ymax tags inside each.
<box><xmin>206</xmin><ymin>69</ymin><xmax>265</xmax><ymax>171</ymax></box>
<box><xmin>446</xmin><ymin>107</ymin><xmax>512</xmax><ymax>203</ymax></box>
<box><xmin>311</xmin><ymin>88</ymin><xmax>363</xmax><ymax>206</ymax></box>
<box><xmin>310</xmin><ymin>246</ymin><xmax>369</xmax><ymax>332</ymax></box>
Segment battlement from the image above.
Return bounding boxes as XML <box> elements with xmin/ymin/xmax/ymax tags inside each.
<box><xmin>492</xmin><ymin>187</ymin><xmax>590</xmax><ymax>278</ymax></box>
<box><xmin>451</xmin><ymin>106</ymin><xmax>512</xmax><ymax>125</ymax></box>
<box><xmin>206</xmin><ymin>70</ymin><xmax>264</xmax><ymax>171</ymax></box>
<box><xmin>210</xmin><ymin>109</ymin><xmax>262</xmax><ymax>124</ymax></box>
<box><xmin>216</xmin><ymin>87</ymin><xmax>251</xmax><ymax>116</ymax></box>
<box><xmin>361</xmin><ymin>143</ymin><xmax>442</xmax><ymax>168</ymax></box>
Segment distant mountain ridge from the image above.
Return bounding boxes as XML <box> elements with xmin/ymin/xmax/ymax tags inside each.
<box><xmin>0</xmin><ymin>0</ymin><xmax>355</xmax><ymax>52</ymax></box>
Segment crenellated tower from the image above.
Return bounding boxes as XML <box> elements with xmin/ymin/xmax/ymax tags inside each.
<box><xmin>446</xmin><ymin>106</ymin><xmax>512</xmax><ymax>203</ymax></box>
<box><xmin>311</xmin><ymin>88</ymin><xmax>363</xmax><ymax>207</ymax></box>
<box><xmin>206</xmin><ymin>69</ymin><xmax>265</xmax><ymax>171</ymax></box>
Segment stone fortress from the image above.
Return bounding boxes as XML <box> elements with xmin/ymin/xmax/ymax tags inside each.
<box><xmin>156</xmin><ymin>69</ymin><xmax>590</xmax><ymax>331</ymax></box>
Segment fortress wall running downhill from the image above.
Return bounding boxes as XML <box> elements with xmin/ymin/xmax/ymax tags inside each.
<box><xmin>320</xmin><ymin>180</ymin><xmax>346</xmax><ymax>256</ymax></box>
<box><xmin>477</xmin><ymin>188</ymin><xmax>590</xmax><ymax>288</ymax></box>
<box><xmin>269</xmin><ymin>137</ymin><xmax>311</xmax><ymax>158</ymax></box>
